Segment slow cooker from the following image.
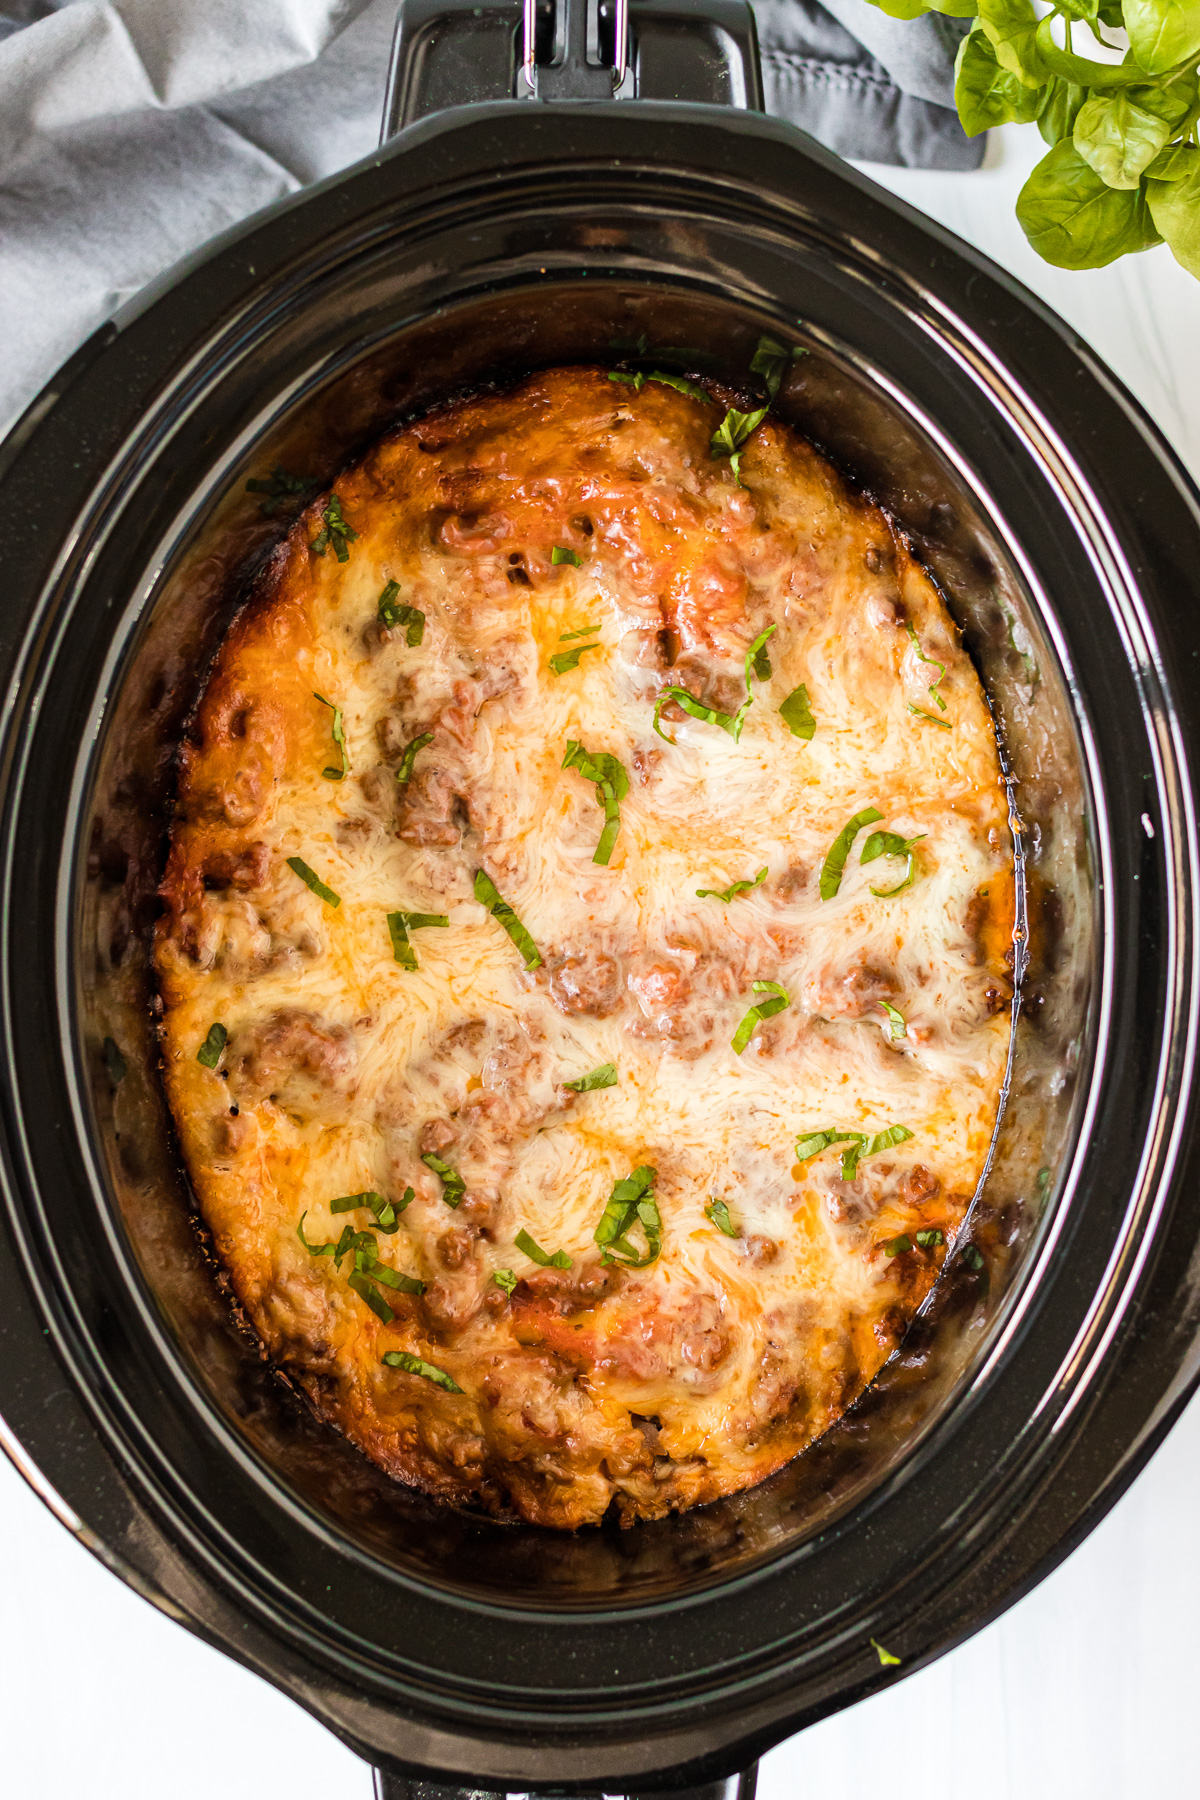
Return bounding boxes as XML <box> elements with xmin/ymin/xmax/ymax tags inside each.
<box><xmin>1</xmin><ymin>0</ymin><xmax>1198</xmax><ymax>1794</ymax></box>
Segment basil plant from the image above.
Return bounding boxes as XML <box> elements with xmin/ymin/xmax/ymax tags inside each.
<box><xmin>864</xmin><ymin>0</ymin><xmax>1200</xmax><ymax>278</ymax></box>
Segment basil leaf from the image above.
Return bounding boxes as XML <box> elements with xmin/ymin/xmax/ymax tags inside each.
<box><xmin>647</xmin><ymin>370</ymin><xmax>711</xmax><ymax>401</ymax></box>
<box><xmin>862</xmin><ymin>827</ymin><xmax>924</xmax><ymax>898</ymax></box>
<box><xmin>608</xmin><ymin>369</ymin><xmax>646</xmax><ymax>390</ymax></box>
<box><xmin>711</xmin><ymin>405</ymin><xmax>769</xmax><ymax>455</ymax></box>
<box><xmin>793</xmin><ymin>1123</ymin><xmax>911</xmax><ymax>1177</ymax></box>
<box><xmin>310</xmin><ymin>493</ymin><xmax>358</xmax><ymax>562</ymax></box>
<box><xmin>881</xmin><ymin>1002</ymin><xmax>908</xmax><ymax>1041</ymax></box>
<box><xmin>395</xmin><ymin>730</ymin><xmax>433</xmax><ymax>786</ymax></box>
<box><xmin>975</xmin><ymin>0</ymin><xmax>1047</xmax><ymax>84</ymax></box>
<box><xmin>594</xmin><ymin>1165</ymin><xmax>661</xmax><ymax>1267</ymax></box>
<box><xmin>347</xmin><ymin>1270</ymin><xmax>396</xmax><ymax>1323</ymax></box>
<box><xmin>749</xmin><ymin>334</ymin><xmax>790</xmax><ymax>399</ymax></box>
<box><xmin>779</xmin><ymin>683</ymin><xmax>816</xmax><ymax>741</ymax></box>
<box><xmin>287</xmin><ymin>856</ymin><xmax>340</xmax><ymax>907</ymax></box>
<box><xmin>904</xmin><ymin>621</ymin><xmax>948</xmax><ymax>711</ymax></box>
<box><xmin>562</xmin><ymin>739</ymin><xmax>630</xmax><ymax>865</ymax></box>
<box><xmin>731</xmin><ymin>980</ymin><xmax>790</xmax><ymax>1054</ymax></box>
<box><xmin>908</xmin><ymin>703</ymin><xmax>953</xmax><ymax>730</ymax></box>
<box><xmin>872</xmin><ymin>1638</ymin><xmax>902</xmax><ymax>1668</ymax></box>
<box><xmin>1017</xmin><ymin>139</ymin><xmax>1163</xmax><ymax>268</ymax></box>
<box><xmin>705</xmin><ymin>1197</ymin><xmax>739</xmax><ymax>1237</ymax></box>
<box><xmin>377</xmin><ymin>580</ymin><xmax>425</xmax><ymax>646</ymax></box>
<box><xmin>549</xmin><ymin>642</ymin><xmax>602</xmax><ymax>676</ymax></box>
<box><xmin>493</xmin><ymin>1268</ymin><xmax>519</xmax><ymax>1294</ymax></box>
<box><xmin>1124</xmin><ymin>0</ymin><xmax>1200</xmax><ymax>74</ymax></box>
<box><xmin>296</xmin><ymin>1211</ymin><xmax>341</xmax><ymax>1258</ymax></box>
<box><xmin>955</xmin><ymin>25</ymin><xmax>1045</xmax><ymax>134</ymax></box>
<box><xmin>474</xmin><ymin>869</ymin><xmax>543</xmax><ymax>968</ymax></box>
<box><xmin>794</xmin><ymin>1129</ymin><xmax>841</xmax><ymax>1162</ymax></box>
<box><xmin>1146</xmin><ymin>142</ymin><xmax>1200</xmax><ymax>182</ymax></box>
<box><xmin>560</xmin><ymin>621</ymin><xmax>602</xmax><ymax>640</ymax></box>
<box><xmin>382</xmin><ymin>1350</ymin><xmax>464</xmax><ymax>1392</ymax></box>
<box><xmin>515</xmin><ymin>1228</ymin><xmax>572</xmax><ymax>1268</ymax></box>
<box><xmin>1147</xmin><ymin>159</ymin><xmax>1200</xmax><ymax>275</ymax></box>
<box><xmin>563</xmin><ymin>1062</ymin><xmax>618</xmax><ymax>1092</ymax></box>
<box><xmin>245</xmin><ymin>466</ymin><xmax>312</xmax><ymax>517</ymax></box>
<box><xmin>422</xmin><ymin>1150</ymin><xmax>465</xmax><ymax>1207</ymax></box>
<box><xmin>103</xmin><ymin>1036</ymin><xmax>127</xmax><ymax>1086</ymax></box>
<box><xmin>696</xmin><ymin>865</ymin><xmax>768</xmax><ymax>903</ymax></box>
<box><xmin>653</xmin><ymin>686</ymin><xmax>735</xmax><ymax>744</ymax></box>
<box><xmin>1037</xmin><ymin>76</ymin><xmax>1087</xmax><ymax>146</ymax></box>
<box><xmin>552</xmin><ymin>545</ymin><xmax>582</xmax><ymax>566</ymax></box>
<box><xmin>313</xmin><ymin>690</ymin><xmax>349</xmax><ymax>780</ymax></box>
<box><xmin>964</xmin><ymin>1243</ymin><xmax>986</xmax><ymax>1271</ymax></box>
<box><xmin>330</xmin><ymin>1191</ymin><xmax>389</xmax><ymax>1215</ymax></box>
<box><xmin>819</xmin><ymin>807</ymin><xmax>883</xmax><ymax>901</ymax></box>
<box><xmin>387</xmin><ymin>909</ymin><xmax>449</xmax><ymax>971</ymax></box>
<box><xmin>196</xmin><ymin>1022</ymin><xmax>228</xmax><ymax>1068</ymax></box>
<box><xmin>915</xmin><ymin>1227</ymin><xmax>945</xmax><ymax>1248</ymax></box>
<box><xmin>1074</xmin><ymin>90</ymin><xmax>1173</xmax><ymax>189</ymax></box>
<box><xmin>863</xmin><ymin>1124</ymin><xmax>915</xmax><ymax>1157</ymax></box>
<box><xmin>883</xmin><ymin>1234</ymin><xmax>913</xmax><ymax>1256</ymax></box>
<box><xmin>363</xmin><ymin>1262</ymin><xmax>425</xmax><ymax>1295</ymax></box>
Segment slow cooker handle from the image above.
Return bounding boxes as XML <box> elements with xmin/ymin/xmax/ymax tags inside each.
<box><xmin>382</xmin><ymin>0</ymin><xmax>763</xmax><ymax>134</ymax></box>
<box><xmin>373</xmin><ymin>1772</ymin><xmax>759</xmax><ymax>1799</ymax></box>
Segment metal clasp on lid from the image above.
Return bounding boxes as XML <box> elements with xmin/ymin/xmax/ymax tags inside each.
<box><xmin>520</xmin><ymin>0</ymin><xmax>629</xmax><ymax>97</ymax></box>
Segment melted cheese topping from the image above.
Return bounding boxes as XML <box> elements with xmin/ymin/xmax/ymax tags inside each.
<box><xmin>156</xmin><ymin>367</ymin><xmax>1014</xmax><ymax>1528</ymax></box>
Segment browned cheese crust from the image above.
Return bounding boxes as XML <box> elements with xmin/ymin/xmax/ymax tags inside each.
<box><xmin>155</xmin><ymin>367</ymin><xmax>1015</xmax><ymax>1527</ymax></box>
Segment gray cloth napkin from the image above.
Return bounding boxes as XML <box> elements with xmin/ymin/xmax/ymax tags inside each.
<box><xmin>0</xmin><ymin>0</ymin><xmax>978</xmax><ymax>441</ymax></box>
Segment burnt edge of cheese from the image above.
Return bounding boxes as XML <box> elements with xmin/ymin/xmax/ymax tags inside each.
<box><xmin>153</xmin><ymin>365</ymin><xmax>1016</xmax><ymax>1530</ymax></box>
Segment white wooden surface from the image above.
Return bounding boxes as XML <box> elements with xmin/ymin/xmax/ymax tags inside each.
<box><xmin>2</xmin><ymin>122</ymin><xmax>1197</xmax><ymax>1799</ymax></box>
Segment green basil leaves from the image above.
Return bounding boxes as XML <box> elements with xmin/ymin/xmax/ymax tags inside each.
<box><xmin>794</xmin><ymin>1123</ymin><xmax>914</xmax><ymax>1180</ymax></box>
<box><xmin>562</xmin><ymin>739</ymin><xmax>630</xmax><ymax>864</ymax></box>
<box><xmin>515</xmin><ymin>1228</ymin><xmax>572</xmax><ymax>1268</ymax></box>
<box><xmin>377</xmin><ymin>580</ymin><xmax>425</xmax><ymax>645</ymax></box>
<box><xmin>696</xmin><ymin>866</ymin><xmax>768</xmax><ymax>903</ymax></box>
<box><xmin>313</xmin><ymin>691</ymin><xmax>349</xmax><ymax>780</ymax></box>
<box><xmin>387</xmin><ymin>910</ymin><xmax>449</xmax><ymax>971</ymax></box>
<box><xmin>196</xmin><ymin>1022</ymin><xmax>227</xmax><ymax>1068</ymax></box>
<box><xmin>563</xmin><ymin>1063</ymin><xmax>619</xmax><ymax>1093</ymax></box>
<box><xmin>653</xmin><ymin>623</ymin><xmax>776</xmax><ymax>746</ymax></box>
<box><xmin>731</xmin><ymin>980</ymin><xmax>790</xmax><ymax>1054</ymax></box>
<box><xmin>287</xmin><ymin>856</ymin><xmax>340</xmax><ymax>907</ymax></box>
<box><xmin>421</xmin><ymin>1151</ymin><xmax>466</xmax><ymax>1207</ymax></box>
<box><xmin>311</xmin><ymin>493</ymin><xmax>358</xmax><ymax>562</ymax></box>
<box><xmin>819</xmin><ymin>807</ymin><xmax>883</xmax><ymax>901</ymax></box>
<box><xmin>473</xmin><ymin>870</ymin><xmax>543</xmax><ymax>969</ymax></box>
<box><xmin>594</xmin><ymin>1166</ymin><xmax>661</xmax><ymax>1267</ymax></box>
<box><xmin>382</xmin><ymin>1350</ymin><xmax>463</xmax><ymax>1392</ymax></box>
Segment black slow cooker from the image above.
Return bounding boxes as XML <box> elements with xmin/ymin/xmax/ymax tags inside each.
<box><xmin>1</xmin><ymin>1</ymin><xmax>1199</xmax><ymax>1795</ymax></box>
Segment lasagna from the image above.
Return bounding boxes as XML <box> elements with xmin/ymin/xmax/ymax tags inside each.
<box><xmin>155</xmin><ymin>364</ymin><xmax>1014</xmax><ymax>1528</ymax></box>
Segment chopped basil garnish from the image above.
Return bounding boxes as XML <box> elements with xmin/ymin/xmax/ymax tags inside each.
<box><xmin>749</xmin><ymin>334</ymin><xmax>791</xmax><ymax>399</ymax></box>
<box><xmin>646</xmin><ymin>370</ymin><xmax>710</xmax><ymax>402</ymax></box>
<box><xmin>594</xmin><ymin>1165</ymin><xmax>661</xmax><ymax>1267</ymax></box>
<box><xmin>563</xmin><ymin>1062</ymin><xmax>618</xmax><ymax>1093</ymax></box>
<box><xmin>493</xmin><ymin>1268</ymin><xmax>519</xmax><ymax>1295</ymax></box>
<box><xmin>861</xmin><ymin>828</ymin><xmax>925</xmax><ymax>898</ymax></box>
<box><xmin>329</xmin><ymin>1190</ymin><xmax>411</xmax><ymax>1234</ymax></box>
<box><xmin>908</xmin><ymin>703</ymin><xmax>952</xmax><ymax>730</ymax></box>
<box><xmin>551</xmin><ymin>545</ymin><xmax>582</xmax><ymax>566</ymax></box>
<box><xmin>287</xmin><ymin>856</ymin><xmax>340</xmax><ymax>907</ymax></box>
<box><xmin>872</xmin><ymin>1638</ymin><xmax>902</xmax><ymax>1667</ymax></box>
<box><xmin>915</xmin><ymin>1228</ymin><xmax>945</xmax><ymax>1248</ymax></box>
<box><xmin>313</xmin><ymin>691</ymin><xmax>349</xmax><ymax>781</ymax></box>
<box><xmin>731</xmin><ymin>980</ymin><xmax>790</xmax><ymax>1054</ymax></box>
<box><xmin>377</xmin><ymin>579</ymin><xmax>425</xmax><ymax>646</ymax></box>
<box><xmin>474</xmin><ymin>869</ymin><xmax>543</xmax><ymax>969</ymax></box>
<box><xmin>706</xmin><ymin>1197</ymin><xmax>739</xmax><ymax>1238</ymax></box>
<box><xmin>421</xmin><ymin>1150</ymin><xmax>465</xmax><ymax>1208</ymax></box>
<box><xmin>905</xmin><ymin>621</ymin><xmax>947</xmax><ymax>712</ymax></box>
<box><xmin>880</xmin><ymin>1002</ymin><xmax>908</xmax><ymax>1042</ymax></box>
<box><xmin>883</xmin><ymin>1234</ymin><xmax>912</xmax><ymax>1257</ymax></box>
<box><xmin>382</xmin><ymin>1350</ymin><xmax>463</xmax><ymax>1393</ymax></box>
<box><xmin>653</xmin><ymin>623</ymin><xmax>775</xmax><ymax>746</ymax></box>
<box><xmin>196</xmin><ymin>1022</ymin><xmax>227</xmax><ymax>1068</ymax></box>
<box><xmin>710</xmin><ymin>404</ymin><xmax>769</xmax><ymax>484</ymax></box>
<box><xmin>794</xmin><ymin>1123</ymin><xmax>914</xmax><ymax>1180</ymax></box>
<box><xmin>103</xmin><ymin>1036</ymin><xmax>126</xmax><ymax>1086</ymax></box>
<box><xmin>549</xmin><ymin>641</ymin><xmax>602</xmax><ymax>676</ymax></box>
<box><xmin>560</xmin><ymin>621</ymin><xmax>601</xmax><ymax>641</ymax></box>
<box><xmin>515</xmin><ymin>1228</ymin><xmax>572</xmax><ymax>1269</ymax></box>
<box><xmin>609</xmin><ymin>369</ymin><xmax>646</xmax><ymax>390</ymax></box>
<box><xmin>963</xmin><ymin>1244</ymin><xmax>985</xmax><ymax>1271</ymax></box>
<box><xmin>819</xmin><ymin>806</ymin><xmax>883</xmax><ymax>901</ymax></box>
<box><xmin>297</xmin><ymin>1212</ymin><xmax>423</xmax><ymax>1319</ymax></box>
<box><xmin>696</xmin><ymin>865</ymin><xmax>768</xmax><ymax>903</ymax></box>
<box><xmin>387</xmin><ymin>909</ymin><xmax>449</xmax><ymax>971</ymax></box>
<box><xmin>347</xmin><ymin>1270</ymin><xmax>396</xmax><ymax>1322</ymax></box>
<box><xmin>311</xmin><ymin>493</ymin><xmax>358</xmax><ymax>562</ymax></box>
<box><xmin>245</xmin><ymin>467</ymin><xmax>312</xmax><ymax>517</ymax></box>
<box><xmin>779</xmin><ymin>683</ymin><xmax>816</xmax><ymax>741</ymax></box>
<box><xmin>395</xmin><ymin>730</ymin><xmax>433</xmax><ymax>786</ymax></box>
<box><xmin>562</xmin><ymin>738</ymin><xmax>630</xmax><ymax>865</ymax></box>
